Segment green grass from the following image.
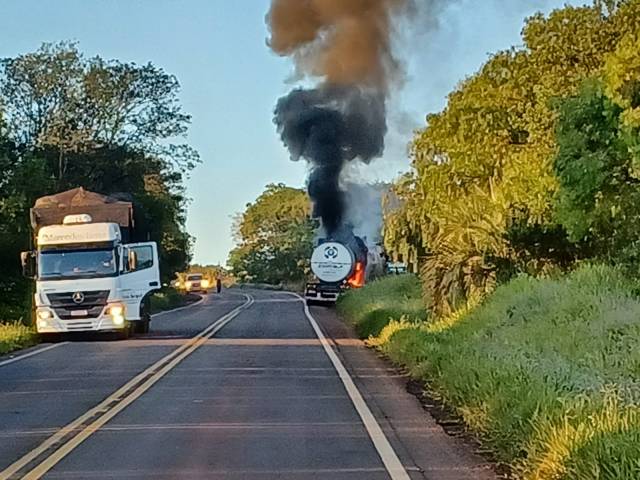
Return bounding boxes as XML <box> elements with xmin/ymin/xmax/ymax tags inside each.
<box><xmin>337</xmin><ymin>274</ymin><xmax>425</xmax><ymax>338</ymax></box>
<box><xmin>0</xmin><ymin>323</ymin><xmax>38</xmax><ymax>355</ymax></box>
<box><xmin>339</xmin><ymin>266</ymin><xmax>640</xmax><ymax>479</ymax></box>
<box><xmin>149</xmin><ymin>287</ymin><xmax>200</xmax><ymax>314</ymax></box>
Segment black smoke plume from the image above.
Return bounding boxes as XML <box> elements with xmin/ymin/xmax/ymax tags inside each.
<box><xmin>267</xmin><ymin>0</ymin><xmax>409</xmax><ymax>237</ymax></box>
<box><xmin>274</xmin><ymin>86</ymin><xmax>385</xmax><ymax>234</ymax></box>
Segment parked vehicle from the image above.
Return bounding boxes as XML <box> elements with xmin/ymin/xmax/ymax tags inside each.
<box><xmin>182</xmin><ymin>273</ymin><xmax>210</xmax><ymax>294</ymax></box>
<box><xmin>21</xmin><ymin>188</ymin><xmax>160</xmax><ymax>337</ymax></box>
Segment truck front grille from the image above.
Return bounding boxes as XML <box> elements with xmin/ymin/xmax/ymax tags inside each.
<box><xmin>47</xmin><ymin>290</ymin><xmax>110</xmax><ymax>307</ymax></box>
<box><xmin>47</xmin><ymin>290</ymin><xmax>110</xmax><ymax>320</ymax></box>
<box><xmin>53</xmin><ymin>305</ymin><xmax>104</xmax><ymax>320</ymax></box>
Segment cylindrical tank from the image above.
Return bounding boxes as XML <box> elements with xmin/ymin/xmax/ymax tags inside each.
<box><xmin>310</xmin><ymin>241</ymin><xmax>355</xmax><ymax>284</ymax></box>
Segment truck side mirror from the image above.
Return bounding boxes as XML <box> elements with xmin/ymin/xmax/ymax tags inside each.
<box><xmin>21</xmin><ymin>251</ymin><xmax>37</xmax><ymax>279</ymax></box>
<box><xmin>128</xmin><ymin>250</ymin><xmax>138</xmax><ymax>272</ymax></box>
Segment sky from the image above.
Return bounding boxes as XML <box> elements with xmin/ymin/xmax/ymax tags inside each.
<box><xmin>0</xmin><ymin>0</ymin><xmax>582</xmax><ymax>266</ymax></box>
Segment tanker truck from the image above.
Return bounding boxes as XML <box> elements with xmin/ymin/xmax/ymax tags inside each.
<box><xmin>304</xmin><ymin>233</ymin><xmax>385</xmax><ymax>305</ymax></box>
<box><xmin>21</xmin><ymin>188</ymin><xmax>160</xmax><ymax>338</ymax></box>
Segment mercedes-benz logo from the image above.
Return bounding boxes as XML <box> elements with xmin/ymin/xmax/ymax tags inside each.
<box><xmin>72</xmin><ymin>292</ymin><xmax>85</xmax><ymax>304</ymax></box>
<box><xmin>324</xmin><ymin>246</ymin><xmax>338</xmax><ymax>259</ymax></box>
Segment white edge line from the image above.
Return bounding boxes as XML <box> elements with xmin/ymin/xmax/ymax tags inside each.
<box><xmin>0</xmin><ymin>342</ymin><xmax>68</xmax><ymax>368</ymax></box>
<box><xmin>151</xmin><ymin>294</ymin><xmax>206</xmax><ymax>318</ymax></box>
<box><xmin>293</xmin><ymin>293</ymin><xmax>411</xmax><ymax>480</ymax></box>
<box><xmin>0</xmin><ymin>293</ymin><xmax>208</xmax><ymax>369</ymax></box>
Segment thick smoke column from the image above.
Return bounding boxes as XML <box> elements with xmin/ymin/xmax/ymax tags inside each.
<box><xmin>268</xmin><ymin>0</ymin><xmax>409</xmax><ymax>236</ymax></box>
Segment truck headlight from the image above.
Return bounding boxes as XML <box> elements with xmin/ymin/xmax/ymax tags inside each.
<box><xmin>36</xmin><ymin>309</ymin><xmax>52</xmax><ymax>329</ymax></box>
<box><xmin>107</xmin><ymin>304</ymin><xmax>125</xmax><ymax>326</ymax></box>
<box><xmin>37</xmin><ymin>309</ymin><xmax>52</xmax><ymax>320</ymax></box>
<box><xmin>185</xmin><ymin>281</ymin><xmax>192</xmax><ymax>288</ymax></box>
<box><xmin>201</xmin><ymin>279</ymin><xmax>210</xmax><ymax>288</ymax></box>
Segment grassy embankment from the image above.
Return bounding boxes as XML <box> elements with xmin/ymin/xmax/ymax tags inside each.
<box><xmin>0</xmin><ymin>323</ymin><xmax>38</xmax><ymax>355</ymax></box>
<box><xmin>338</xmin><ymin>266</ymin><xmax>640</xmax><ymax>479</ymax></box>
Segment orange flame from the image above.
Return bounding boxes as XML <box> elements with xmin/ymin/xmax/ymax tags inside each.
<box><xmin>347</xmin><ymin>262</ymin><xmax>365</xmax><ymax>288</ymax></box>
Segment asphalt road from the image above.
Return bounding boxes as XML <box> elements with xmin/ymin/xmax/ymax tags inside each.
<box><xmin>0</xmin><ymin>289</ymin><xmax>495</xmax><ymax>480</ymax></box>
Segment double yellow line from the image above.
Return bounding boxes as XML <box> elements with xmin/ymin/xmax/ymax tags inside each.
<box><xmin>1</xmin><ymin>294</ymin><xmax>254</xmax><ymax>480</ymax></box>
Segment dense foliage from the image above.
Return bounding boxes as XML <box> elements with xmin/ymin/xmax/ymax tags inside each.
<box><xmin>0</xmin><ymin>43</ymin><xmax>197</xmax><ymax>320</ymax></box>
<box><xmin>383</xmin><ymin>0</ymin><xmax>640</xmax><ymax>315</ymax></box>
<box><xmin>228</xmin><ymin>184</ymin><xmax>316</xmax><ymax>285</ymax></box>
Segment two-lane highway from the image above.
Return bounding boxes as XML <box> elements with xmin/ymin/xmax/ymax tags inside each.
<box><xmin>0</xmin><ymin>289</ymin><xmax>494</xmax><ymax>480</ymax></box>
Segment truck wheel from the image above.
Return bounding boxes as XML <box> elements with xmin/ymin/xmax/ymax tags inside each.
<box><xmin>141</xmin><ymin>317</ymin><xmax>150</xmax><ymax>334</ymax></box>
<box><xmin>135</xmin><ymin>298</ymin><xmax>152</xmax><ymax>334</ymax></box>
<box><xmin>117</xmin><ymin>325</ymin><xmax>130</xmax><ymax>340</ymax></box>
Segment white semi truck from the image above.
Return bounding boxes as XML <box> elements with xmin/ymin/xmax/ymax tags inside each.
<box><xmin>22</xmin><ymin>188</ymin><xmax>160</xmax><ymax>338</ymax></box>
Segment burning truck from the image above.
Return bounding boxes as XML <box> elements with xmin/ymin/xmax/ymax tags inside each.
<box><xmin>305</xmin><ymin>226</ymin><xmax>385</xmax><ymax>305</ymax></box>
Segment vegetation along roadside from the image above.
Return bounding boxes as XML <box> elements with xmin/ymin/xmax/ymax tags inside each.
<box><xmin>338</xmin><ymin>267</ymin><xmax>640</xmax><ymax>479</ymax></box>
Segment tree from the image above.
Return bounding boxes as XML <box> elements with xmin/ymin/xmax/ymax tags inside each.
<box><xmin>554</xmin><ymin>30</ymin><xmax>640</xmax><ymax>269</ymax></box>
<box><xmin>382</xmin><ymin>172</ymin><xmax>424</xmax><ymax>272</ymax></box>
<box><xmin>229</xmin><ymin>184</ymin><xmax>316</xmax><ymax>285</ymax></box>
<box><xmin>389</xmin><ymin>2</ymin><xmax>639</xmax><ymax>315</ymax></box>
<box><xmin>0</xmin><ymin>42</ymin><xmax>199</xmax><ymax>183</ymax></box>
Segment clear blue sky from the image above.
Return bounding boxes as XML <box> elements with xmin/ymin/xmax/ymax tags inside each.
<box><xmin>0</xmin><ymin>0</ymin><xmax>580</xmax><ymax>265</ymax></box>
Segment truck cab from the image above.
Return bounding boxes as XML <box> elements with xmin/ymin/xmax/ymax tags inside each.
<box><xmin>26</xmin><ymin>214</ymin><xmax>160</xmax><ymax>337</ymax></box>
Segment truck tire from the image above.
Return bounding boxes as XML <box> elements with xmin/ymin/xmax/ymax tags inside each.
<box><xmin>135</xmin><ymin>298</ymin><xmax>152</xmax><ymax>334</ymax></box>
<box><xmin>140</xmin><ymin>317</ymin><xmax>150</xmax><ymax>334</ymax></box>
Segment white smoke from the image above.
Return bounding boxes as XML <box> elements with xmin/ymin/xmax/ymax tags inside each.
<box><xmin>341</xmin><ymin>181</ymin><xmax>388</xmax><ymax>246</ymax></box>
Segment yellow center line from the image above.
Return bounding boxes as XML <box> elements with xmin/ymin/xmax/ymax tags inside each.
<box><xmin>0</xmin><ymin>294</ymin><xmax>253</xmax><ymax>480</ymax></box>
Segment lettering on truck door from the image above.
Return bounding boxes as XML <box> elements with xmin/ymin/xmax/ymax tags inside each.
<box><xmin>121</xmin><ymin>243</ymin><xmax>160</xmax><ymax>320</ymax></box>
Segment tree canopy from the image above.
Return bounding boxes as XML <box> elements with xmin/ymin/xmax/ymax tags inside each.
<box><xmin>228</xmin><ymin>184</ymin><xmax>316</xmax><ymax>285</ymax></box>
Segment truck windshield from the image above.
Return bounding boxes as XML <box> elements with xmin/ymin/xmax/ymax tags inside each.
<box><xmin>39</xmin><ymin>247</ymin><xmax>117</xmax><ymax>280</ymax></box>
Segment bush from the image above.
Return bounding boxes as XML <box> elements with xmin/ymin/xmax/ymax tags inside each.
<box><xmin>0</xmin><ymin>323</ymin><xmax>38</xmax><ymax>355</ymax></box>
<box><xmin>342</xmin><ymin>265</ymin><xmax>640</xmax><ymax>479</ymax></box>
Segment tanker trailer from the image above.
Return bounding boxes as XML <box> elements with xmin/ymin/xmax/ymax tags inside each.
<box><xmin>304</xmin><ymin>235</ymin><xmax>378</xmax><ymax>305</ymax></box>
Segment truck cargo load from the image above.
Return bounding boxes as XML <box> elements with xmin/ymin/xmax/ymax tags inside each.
<box><xmin>30</xmin><ymin>187</ymin><xmax>134</xmax><ymax>241</ymax></box>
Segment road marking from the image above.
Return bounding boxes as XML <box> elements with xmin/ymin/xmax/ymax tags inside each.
<box><xmin>0</xmin><ymin>294</ymin><xmax>253</xmax><ymax>480</ymax></box>
<box><xmin>0</xmin><ymin>342</ymin><xmax>68</xmax><ymax>368</ymax></box>
<box><xmin>150</xmin><ymin>295</ymin><xmax>205</xmax><ymax>318</ymax></box>
<box><xmin>294</xmin><ymin>294</ymin><xmax>411</xmax><ymax>480</ymax></box>
<box><xmin>0</xmin><ymin>291</ymin><xmax>211</xmax><ymax>369</ymax></box>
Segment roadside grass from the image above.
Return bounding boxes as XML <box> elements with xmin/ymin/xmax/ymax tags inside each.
<box><xmin>338</xmin><ymin>265</ymin><xmax>640</xmax><ymax>479</ymax></box>
<box><xmin>337</xmin><ymin>274</ymin><xmax>425</xmax><ymax>338</ymax></box>
<box><xmin>0</xmin><ymin>323</ymin><xmax>38</xmax><ymax>355</ymax></box>
<box><xmin>149</xmin><ymin>287</ymin><xmax>201</xmax><ymax>314</ymax></box>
